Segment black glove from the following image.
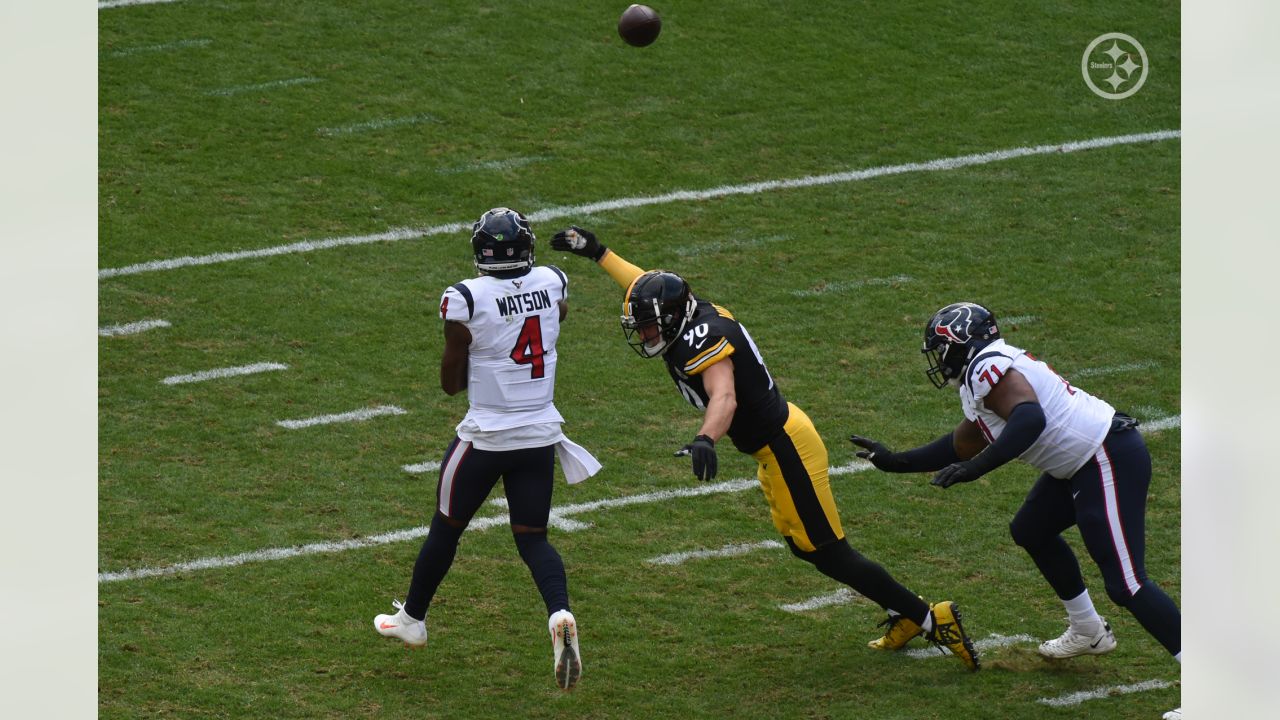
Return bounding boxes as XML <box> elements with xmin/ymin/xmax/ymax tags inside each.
<box><xmin>848</xmin><ymin>435</ymin><xmax>910</xmax><ymax>472</ymax></box>
<box><xmin>931</xmin><ymin>461</ymin><xmax>981</xmax><ymax>489</ymax></box>
<box><xmin>550</xmin><ymin>226</ymin><xmax>606</xmax><ymax>261</ymax></box>
<box><xmin>675</xmin><ymin>434</ymin><xmax>717</xmax><ymax>481</ymax></box>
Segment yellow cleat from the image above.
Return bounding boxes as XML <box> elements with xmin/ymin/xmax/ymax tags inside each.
<box><xmin>867</xmin><ymin>613</ymin><xmax>924</xmax><ymax>650</ymax></box>
<box><xmin>926</xmin><ymin>601</ymin><xmax>980</xmax><ymax>672</ymax></box>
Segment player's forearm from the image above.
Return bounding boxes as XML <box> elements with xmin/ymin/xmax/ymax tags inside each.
<box><xmin>599</xmin><ymin>249</ymin><xmax>646</xmax><ymax>289</ymax></box>
<box><xmin>696</xmin><ymin>394</ymin><xmax>737</xmax><ymax>442</ymax></box>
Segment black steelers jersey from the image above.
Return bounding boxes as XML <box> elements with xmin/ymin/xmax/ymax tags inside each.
<box><xmin>662</xmin><ymin>299</ymin><xmax>789</xmax><ymax>454</ymax></box>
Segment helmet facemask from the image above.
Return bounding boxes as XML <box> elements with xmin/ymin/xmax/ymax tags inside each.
<box><xmin>620</xmin><ymin>271</ymin><xmax>694</xmax><ymax>358</ymax></box>
<box><xmin>921</xmin><ymin>302</ymin><xmax>999</xmax><ymax>389</ymax></box>
<box><xmin>924</xmin><ymin>340</ymin><xmax>974</xmax><ymax>389</ymax></box>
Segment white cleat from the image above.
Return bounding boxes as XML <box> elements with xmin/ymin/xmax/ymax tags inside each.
<box><xmin>1037</xmin><ymin>619</ymin><xmax>1117</xmax><ymax>658</ymax></box>
<box><xmin>1162</xmin><ymin>708</ymin><xmax>1182</xmax><ymax>720</ymax></box>
<box><xmin>548</xmin><ymin>609</ymin><xmax>582</xmax><ymax>690</ymax></box>
<box><xmin>373</xmin><ymin>600</ymin><xmax>427</xmax><ymax>648</ymax></box>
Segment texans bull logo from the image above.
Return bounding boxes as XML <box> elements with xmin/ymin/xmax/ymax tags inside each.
<box><xmin>935</xmin><ymin>304</ymin><xmax>978</xmax><ymax>343</ymax></box>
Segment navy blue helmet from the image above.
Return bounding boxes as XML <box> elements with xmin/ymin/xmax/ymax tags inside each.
<box><xmin>471</xmin><ymin>207</ymin><xmax>535</xmax><ymax>275</ymax></box>
<box><xmin>922</xmin><ymin>302</ymin><xmax>1000</xmax><ymax>388</ymax></box>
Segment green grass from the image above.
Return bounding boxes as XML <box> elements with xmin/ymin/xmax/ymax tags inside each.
<box><xmin>99</xmin><ymin>2</ymin><xmax>1180</xmax><ymax>718</ymax></box>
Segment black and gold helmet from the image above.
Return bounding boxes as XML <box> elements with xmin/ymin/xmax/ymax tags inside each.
<box><xmin>620</xmin><ymin>270</ymin><xmax>695</xmax><ymax>358</ymax></box>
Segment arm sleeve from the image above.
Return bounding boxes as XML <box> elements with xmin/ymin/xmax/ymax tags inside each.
<box><xmin>895</xmin><ymin>432</ymin><xmax>962</xmax><ymax>473</ymax></box>
<box><xmin>965</xmin><ymin>401</ymin><xmax>1046</xmax><ymax>475</ymax></box>
<box><xmin>599</xmin><ymin>249</ymin><xmax>646</xmax><ymax>289</ymax></box>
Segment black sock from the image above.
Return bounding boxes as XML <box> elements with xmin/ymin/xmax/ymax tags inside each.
<box><xmin>514</xmin><ymin>530</ymin><xmax>570</xmax><ymax>615</ymax></box>
<box><xmin>788</xmin><ymin>537</ymin><xmax>930</xmax><ymax>623</ymax></box>
<box><xmin>403</xmin><ymin>512</ymin><xmax>466</xmax><ymax>620</ymax></box>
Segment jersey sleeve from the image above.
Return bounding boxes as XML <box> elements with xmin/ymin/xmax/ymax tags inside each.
<box><xmin>672</xmin><ymin>317</ymin><xmax>738</xmax><ymax>376</ymax></box>
<box><xmin>439</xmin><ymin>283</ymin><xmax>474</xmax><ymax>323</ymax></box>
<box><xmin>964</xmin><ymin>351</ymin><xmax>1016</xmax><ymax>402</ymax></box>
<box><xmin>546</xmin><ymin>265</ymin><xmax>569</xmax><ymax>301</ymax></box>
<box><xmin>683</xmin><ymin>336</ymin><xmax>735</xmax><ymax>376</ymax></box>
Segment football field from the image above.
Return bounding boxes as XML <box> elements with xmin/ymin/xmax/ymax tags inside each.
<box><xmin>99</xmin><ymin>2</ymin><xmax>1181</xmax><ymax>718</ymax></box>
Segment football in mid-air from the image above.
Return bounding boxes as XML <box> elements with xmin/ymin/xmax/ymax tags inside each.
<box><xmin>618</xmin><ymin>4</ymin><xmax>662</xmax><ymax>47</ymax></box>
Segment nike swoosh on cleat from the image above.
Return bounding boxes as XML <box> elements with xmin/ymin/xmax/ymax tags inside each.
<box><xmin>1090</xmin><ymin>638</ymin><xmax>1103</xmax><ymax>648</ymax></box>
<box><xmin>380</xmin><ymin>622</ymin><xmax>398</xmax><ymax>629</ymax></box>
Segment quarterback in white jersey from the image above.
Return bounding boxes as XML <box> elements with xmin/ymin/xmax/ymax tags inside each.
<box><xmin>851</xmin><ymin>303</ymin><xmax>1182</xmax><ymax>719</ymax></box>
<box><xmin>373</xmin><ymin>208</ymin><xmax>597</xmax><ymax>692</ymax></box>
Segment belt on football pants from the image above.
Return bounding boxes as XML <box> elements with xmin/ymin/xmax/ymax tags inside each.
<box><xmin>1109</xmin><ymin>413</ymin><xmax>1139</xmax><ymax>433</ymax></box>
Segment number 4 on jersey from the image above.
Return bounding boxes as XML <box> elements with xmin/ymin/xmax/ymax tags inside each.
<box><xmin>510</xmin><ymin>316</ymin><xmax>545</xmax><ymax>378</ymax></box>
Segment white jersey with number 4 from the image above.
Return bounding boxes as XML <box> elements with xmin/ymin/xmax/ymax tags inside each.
<box><xmin>959</xmin><ymin>339</ymin><xmax>1115</xmax><ymax>479</ymax></box>
<box><xmin>440</xmin><ymin>266</ymin><xmax>568</xmax><ymax>448</ymax></box>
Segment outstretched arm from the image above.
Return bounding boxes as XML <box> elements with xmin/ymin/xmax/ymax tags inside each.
<box><xmin>551</xmin><ymin>226</ymin><xmax>646</xmax><ymax>288</ymax></box>
<box><xmin>931</xmin><ymin>369</ymin><xmax>1045</xmax><ymax>488</ymax></box>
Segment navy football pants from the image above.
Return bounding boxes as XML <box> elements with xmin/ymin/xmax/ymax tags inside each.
<box><xmin>403</xmin><ymin>439</ymin><xmax>569</xmax><ymax>620</ymax></box>
<box><xmin>1009</xmin><ymin>426</ymin><xmax>1181</xmax><ymax>655</ymax></box>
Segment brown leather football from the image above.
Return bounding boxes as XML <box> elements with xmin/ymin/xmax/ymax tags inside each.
<box><xmin>618</xmin><ymin>4</ymin><xmax>662</xmax><ymax>47</ymax></box>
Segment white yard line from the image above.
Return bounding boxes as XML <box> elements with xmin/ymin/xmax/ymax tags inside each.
<box><xmin>1000</xmin><ymin>315</ymin><xmax>1040</xmax><ymax>325</ymax></box>
<box><xmin>100</xmin><ymin>477</ymin><xmax>758</xmax><ymax>583</ymax></box>
<box><xmin>401</xmin><ymin>460</ymin><xmax>441</xmax><ymax>474</ymax></box>
<box><xmin>791</xmin><ymin>275</ymin><xmax>913</xmax><ymax>298</ymax></box>
<box><xmin>1071</xmin><ymin>360</ymin><xmax>1160</xmax><ymax>378</ymax></box>
<box><xmin>318</xmin><ymin>114</ymin><xmax>438</xmax><ymax>137</ymax></box>
<box><xmin>98</xmin><ymin>319</ymin><xmax>170</xmax><ymax>337</ymax></box>
<box><xmin>205</xmin><ymin>77</ymin><xmax>321</xmax><ymax>97</ymax></box>
<box><xmin>1037</xmin><ymin>679</ymin><xmax>1175</xmax><ymax>707</ymax></box>
<box><xmin>276</xmin><ymin>405</ymin><xmax>406</xmax><ymax>430</ymax></box>
<box><xmin>779</xmin><ymin>588</ymin><xmax>860</xmax><ymax>613</ymax></box>
<box><xmin>647</xmin><ymin>540</ymin><xmax>784</xmax><ymax>566</ymax></box>
<box><xmin>99</xmin><ymin>413</ymin><xmax>1182</xmax><ymax>583</ymax></box>
<box><xmin>903</xmin><ymin>632</ymin><xmax>1037</xmax><ymax>659</ymax></box>
<box><xmin>435</xmin><ymin>156</ymin><xmax>547</xmax><ymax>174</ymax></box>
<box><xmin>98</xmin><ymin>130</ymin><xmax>1180</xmax><ymax>279</ymax></box>
<box><xmin>674</xmin><ymin>235</ymin><xmax>790</xmax><ymax>258</ymax></box>
<box><xmin>1140</xmin><ymin>415</ymin><xmax>1181</xmax><ymax>433</ymax></box>
<box><xmin>830</xmin><ymin>460</ymin><xmax>874</xmax><ymax>475</ymax></box>
<box><xmin>100</xmin><ymin>0</ymin><xmax>183</xmax><ymax>8</ymax></box>
<box><xmin>162</xmin><ymin>362</ymin><xmax>288</xmax><ymax>385</ymax></box>
<box><xmin>101</xmin><ymin>38</ymin><xmax>210</xmax><ymax>58</ymax></box>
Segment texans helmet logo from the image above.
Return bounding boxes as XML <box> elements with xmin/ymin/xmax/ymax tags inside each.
<box><xmin>935</xmin><ymin>305</ymin><xmax>977</xmax><ymax>343</ymax></box>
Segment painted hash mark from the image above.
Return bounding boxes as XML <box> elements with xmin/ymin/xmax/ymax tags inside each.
<box><xmin>162</xmin><ymin>362</ymin><xmax>288</xmax><ymax>385</ymax></box>
<box><xmin>276</xmin><ymin>405</ymin><xmax>406</xmax><ymax>429</ymax></box>
<box><xmin>99</xmin><ymin>319</ymin><xmax>170</xmax><ymax>337</ymax></box>
<box><xmin>1037</xmin><ymin>679</ymin><xmax>1175</xmax><ymax>707</ymax></box>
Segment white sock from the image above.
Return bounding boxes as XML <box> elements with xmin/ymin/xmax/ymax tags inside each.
<box><xmin>1174</xmin><ymin>652</ymin><xmax>1181</xmax><ymax>663</ymax></box>
<box><xmin>1062</xmin><ymin>589</ymin><xmax>1103</xmax><ymax>631</ymax></box>
<box><xmin>920</xmin><ymin>611</ymin><xmax>934</xmax><ymax>633</ymax></box>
